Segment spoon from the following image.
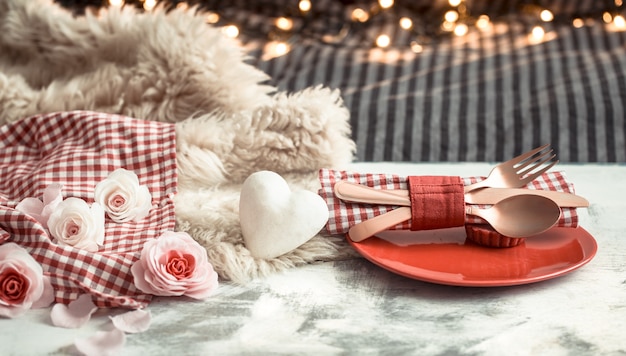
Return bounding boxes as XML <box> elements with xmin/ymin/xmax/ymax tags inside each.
<box><xmin>347</xmin><ymin>193</ymin><xmax>561</xmax><ymax>242</ymax></box>
<box><xmin>465</xmin><ymin>194</ymin><xmax>561</xmax><ymax>238</ymax></box>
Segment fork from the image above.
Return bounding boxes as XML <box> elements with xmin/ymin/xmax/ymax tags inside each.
<box><xmin>464</xmin><ymin>144</ymin><xmax>558</xmax><ymax>193</ymax></box>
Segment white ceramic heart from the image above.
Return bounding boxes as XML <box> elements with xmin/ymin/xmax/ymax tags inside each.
<box><xmin>239</xmin><ymin>171</ymin><xmax>329</xmax><ymax>259</ymax></box>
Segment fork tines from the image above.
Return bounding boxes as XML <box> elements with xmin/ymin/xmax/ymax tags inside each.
<box><xmin>515</xmin><ymin>144</ymin><xmax>559</xmax><ymax>178</ymax></box>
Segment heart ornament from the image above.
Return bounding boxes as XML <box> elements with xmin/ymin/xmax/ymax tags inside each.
<box><xmin>239</xmin><ymin>171</ymin><xmax>330</xmax><ymax>259</ymax></box>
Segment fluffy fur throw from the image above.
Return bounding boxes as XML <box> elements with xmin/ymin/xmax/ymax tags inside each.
<box><xmin>0</xmin><ymin>0</ymin><xmax>357</xmax><ymax>283</ymax></box>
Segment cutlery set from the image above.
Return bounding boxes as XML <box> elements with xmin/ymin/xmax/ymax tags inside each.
<box><xmin>333</xmin><ymin>144</ymin><xmax>589</xmax><ymax>242</ymax></box>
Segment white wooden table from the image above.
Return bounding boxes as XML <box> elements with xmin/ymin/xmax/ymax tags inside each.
<box><xmin>2</xmin><ymin>163</ymin><xmax>625</xmax><ymax>355</ymax></box>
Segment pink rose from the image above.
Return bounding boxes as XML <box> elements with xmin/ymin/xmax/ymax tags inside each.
<box><xmin>15</xmin><ymin>184</ymin><xmax>63</xmax><ymax>228</ymax></box>
<box><xmin>0</xmin><ymin>243</ymin><xmax>54</xmax><ymax>318</ymax></box>
<box><xmin>94</xmin><ymin>169</ymin><xmax>152</xmax><ymax>223</ymax></box>
<box><xmin>131</xmin><ymin>231</ymin><xmax>218</xmax><ymax>299</ymax></box>
<box><xmin>47</xmin><ymin>198</ymin><xmax>105</xmax><ymax>252</ymax></box>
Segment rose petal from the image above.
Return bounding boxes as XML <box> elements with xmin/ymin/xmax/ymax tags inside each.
<box><xmin>74</xmin><ymin>328</ymin><xmax>126</xmax><ymax>356</ymax></box>
<box><xmin>42</xmin><ymin>183</ymin><xmax>63</xmax><ymax>206</ymax></box>
<box><xmin>130</xmin><ymin>257</ymin><xmax>155</xmax><ymax>295</ymax></box>
<box><xmin>0</xmin><ymin>230</ymin><xmax>9</xmax><ymax>243</ymax></box>
<box><xmin>15</xmin><ymin>197</ymin><xmax>46</xmax><ymax>226</ymax></box>
<box><xmin>41</xmin><ymin>184</ymin><xmax>64</xmax><ymax>221</ymax></box>
<box><xmin>15</xmin><ymin>197</ymin><xmax>44</xmax><ymax>216</ymax></box>
<box><xmin>31</xmin><ymin>276</ymin><xmax>55</xmax><ymax>309</ymax></box>
<box><xmin>50</xmin><ymin>294</ymin><xmax>98</xmax><ymax>328</ymax></box>
<box><xmin>90</xmin><ymin>203</ymin><xmax>106</xmax><ymax>246</ymax></box>
<box><xmin>110</xmin><ymin>309</ymin><xmax>152</xmax><ymax>333</ymax></box>
<box><xmin>184</xmin><ymin>267</ymin><xmax>219</xmax><ymax>300</ymax></box>
<box><xmin>15</xmin><ymin>184</ymin><xmax>64</xmax><ymax>228</ymax></box>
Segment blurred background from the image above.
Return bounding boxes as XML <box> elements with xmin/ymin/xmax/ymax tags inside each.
<box><xmin>52</xmin><ymin>0</ymin><xmax>626</xmax><ymax>163</ymax></box>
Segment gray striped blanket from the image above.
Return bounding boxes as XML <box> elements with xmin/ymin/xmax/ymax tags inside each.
<box><xmin>238</xmin><ymin>0</ymin><xmax>626</xmax><ymax>162</ymax></box>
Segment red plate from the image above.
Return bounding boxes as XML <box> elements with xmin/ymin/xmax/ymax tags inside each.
<box><xmin>347</xmin><ymin>227</ymin><xmax>597</xmax><ymax>286</ymax></box>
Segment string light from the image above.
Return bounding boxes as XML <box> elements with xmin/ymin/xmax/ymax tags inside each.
<box><xmin>379</xmin><ymin>0</ymin><xmax>394</xmax><ymax>10</ymax></box>
<box><xmin>572</xmin><ymin>18</ymin><xmax>585</xmax><ymax>28</ymax></box>
<box><xmin>441</xmin><ymin>21</ymin><xmax>455</xmax><ymax>32</ymax></box>
<box><xmin>299</xmin><ymin>0</ymin><xmax>311</xmax><ymax>13</ymax></box>
<box><xmin>101</xmin><ymin>1</ymin><xmax>626</xmax><ymax>50</ymax></box>
<box><xmin>531</xmin><ymin>25</ymin><xmax>545</xmax><ymax>41</ymax></box>
<box><xmin>352</xmin><ymin>8</ymin><xmax>370</xmax><ymax>23</ymax></box>
<box><xmin>410</xmin><ymin>41</ymin><xmax>423</xmax><ymax>53</ymax></box>
<box><xmin>275</xmin><ymin>17</ymin><xmax>294</xmax><ymax>31</ymax></box>
<box><xmin>475</xmin><ymin>15</ymin><xmax>491</xmax><ymax>30</ymax></box>
<box><xmin>274</xmin><ymin>42</ymin><xmax>290</xmax><ymax>55</ymax></box>
<box><xmin>614</xmin><ymin>14</ymin><xmax>626</xmax><ymax>28</ymax></box>
<box><xmin>375</xmin><ymin>34</ymin><xmax>391</xmax><ymax>48</ymax></box>
<box><xmin>540</xmin><ymin>10</ymin><xmax>554</xmax><ymax>22</ymax></box>
<box><xmin>222</xmin><ymin>25</ymin><xmax>239</xmax><ymax>39</ymax></box>
<box><xmin>205</xmin><ymin>12</ymin><xmax>220</xmax><ymax>24</ymax></box>
<box><xmin>445</xmin><ymin>10</ymin><xmax>460</xmax><ymax>23</ymax></box>
<box><xmin>143</xmin><ymin>0</ymin><xmax>157</xmax><ymax>11</ymax></box>
<box><xmin>454</xmin><ymin>23</ymin><xmax>469</xmax><ymax>36</ymax></box>
<box><xmin>263</xmin><ymin>40</ymin><xmax>292</xmax><ymax>60</ymax></box>
<box><xmin>399</xmin><ymin>17</ymin><xmax>413</xmax><ymax>30</ymax></box>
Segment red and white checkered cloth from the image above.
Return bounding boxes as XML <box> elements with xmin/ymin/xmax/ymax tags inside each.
<box><xmin>319</xmin><ymin>169</ymin><xmax>579</xmax><ymax>235</ymax></box>
<box><xmin>0</xmin><ymin>111</ymin><xmax>177</xmax><ymax>308</ymax></box>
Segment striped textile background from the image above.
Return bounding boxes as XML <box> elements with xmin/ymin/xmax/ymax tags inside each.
<box><xmin>235</xmin><ymin>1</ymin><xmax>626</xmax><ymax>163</ymax></box>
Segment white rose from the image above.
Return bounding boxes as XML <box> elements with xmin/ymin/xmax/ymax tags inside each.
<box><xmin>47</xmin><ymin>198</ymin><xmax>105</xmax><ymax>252</ymax></box>
<box><xmin>94</xmin><ymin>169</ymin><xmax>152</xmax><ymax>223</ymax></box>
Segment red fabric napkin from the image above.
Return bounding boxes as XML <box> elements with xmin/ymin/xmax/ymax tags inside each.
<box><xmin>319</xmin><ymin>169</ymin><xmax>578</xmax><ymax>235</ymax></box>
<box><xmin>0</xmin><ymin>111</ymin><xmax>177</xmax><ymax>308</ymax></box>
<box><xmin>407</xmin><ymin>176</ymin><xmax>465</xmax><ymax>231</ymax></box>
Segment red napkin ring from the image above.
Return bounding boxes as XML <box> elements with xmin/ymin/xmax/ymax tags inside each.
<box><xmin>407</xmin><ymin>176</ymin><xmax>465</xmax><ymax>231</ymax></box>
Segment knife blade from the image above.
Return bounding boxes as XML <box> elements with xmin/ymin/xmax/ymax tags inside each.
<box><xmin>464</xmin><ymin>188</ymin><xmax>589</xmax><ymax>207</ymax></box>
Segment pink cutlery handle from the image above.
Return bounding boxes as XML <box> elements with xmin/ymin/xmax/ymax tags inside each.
<box><xmin>348</xmin><ymin>207</ymin><xmax>412</xmax><ymax>242</ymax></box>
<box><xmin>334</xmin><ymin>181</ymin><xmax>410</xmax><ymax>206</ymax></box>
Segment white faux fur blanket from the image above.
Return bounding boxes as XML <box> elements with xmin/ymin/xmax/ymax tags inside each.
<box><xmin>0</xmin><ymin>0</ymin><xmax>357</xmax><ymax>283</ymax></box>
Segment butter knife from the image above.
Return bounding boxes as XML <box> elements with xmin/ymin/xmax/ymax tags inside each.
<box><xmin>333</xmin><ymin>181</ymin><xmax>589</xmax><ymax>208</ymax></box>
<box><xmin>465</xmin><ymin>187</ymin><xmax>589</xmax><ymax>207</ymax></box>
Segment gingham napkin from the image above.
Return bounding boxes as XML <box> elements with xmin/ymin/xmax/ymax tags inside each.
<box><xmin>0</xmin><ymin>111</ymin><xmax>177</xmax><ymax>308</ymax></box>
<box><xmin>319</xmin><ymin>169</ymin><xmax>579</xmax><ymax>235</ymax></box>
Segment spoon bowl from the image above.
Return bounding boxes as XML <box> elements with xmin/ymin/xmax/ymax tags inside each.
<box><xmin>468</xmin><ymin>194</ymin><xmax>561</xmax><ymax>238</ymax></box>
